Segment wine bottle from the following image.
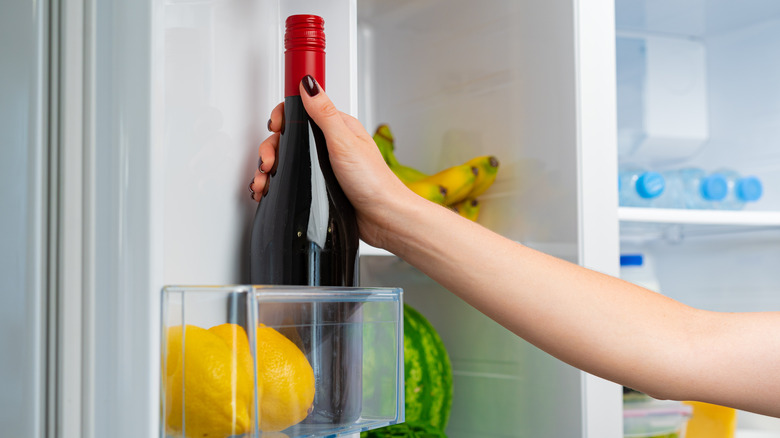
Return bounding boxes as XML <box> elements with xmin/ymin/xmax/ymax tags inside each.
<box><xmin>249</xmin><ymin>14</ymin><xmax>362</xmax><ymax>427</ymax></box>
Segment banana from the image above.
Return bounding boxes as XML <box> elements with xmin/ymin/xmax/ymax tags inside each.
<box><xmin>372</xmin><ymin>124</ymin><xmax>396</xmax><ymax>165</ymax></box>
<box><xmin>373</xmin><ymin>124</ymin><xmax>429</xmax><ymax>184</ymax></box>
<box><xmin>372</xmin><ymin>125</ymin><xmax>499</xmax><ymax>201</ymax></box>
<box><xmin>418</xmin><ymin>164</ymin><xmax>478</xmax><ymax>205</ymax></box>
<box><xmin>451</xmin><ymin>198</ymin><xmax>480</xmax><ymax>222</ymax></box>
<box><xmin>406</xmin><ymin>180</ymin><xmax>448</xmax><ymax>205</ymax></box>
<box><xmin>391</xmin><ymin>164</ymin><xmax>429</xmax><ymax>185</ymax></box>
<box><xmin>463</xmin><ymin>155</ymin><xmax>499</xmax><ymax>198</ymax></box>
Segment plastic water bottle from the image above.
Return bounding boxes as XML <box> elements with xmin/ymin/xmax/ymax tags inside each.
<box><xmin>713</xmin><ymin>168</ymin><xmax>763</xmax><ymax>210</ymax></box>
<box><xmin>619</xmin><ymin>253</ymin><xmax>661</xmax><ymax>293</ymax></box>
<box><xmin>618</xmin><ymin>166</ymin><xmax>665</xmax><ymax>207</ymax></box>
<box><xmin>657</xmin><ymin>167</ymin><xmax>727</xmax><ymax>210</ymax></box>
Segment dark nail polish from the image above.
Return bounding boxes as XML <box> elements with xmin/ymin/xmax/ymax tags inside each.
<box><xmin>258</xmin><ymin>157</ymin><xmax>265</xmax><ymax>174</ymax></box>
<box><xmin>302</xmin><ymin>75</ymin><xmax>319</xmax><ymax>97</ymax></box>
<box><xmin>267</xmin><ymin>118</ymin><xmax>272</xmax><ymax>132</ymax></box>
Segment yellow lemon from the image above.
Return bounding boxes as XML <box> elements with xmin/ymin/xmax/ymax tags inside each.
<box><xmin>164</xmin><ymin>324</ymin><xmax>254</xmax><ymax>438</ymax></box>
<box><xmin>255</xmin><ymin>323</ymin><xmax>316</xmax><ymax>431</ymax></box>
<box><xmin>209</xmin><ymin>323</ymin><xmax>257</xmax><ymax>383</ymax></box>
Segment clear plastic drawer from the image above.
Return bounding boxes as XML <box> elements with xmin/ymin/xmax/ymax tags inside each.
<box><xmin>161</xmin><ymin>285</ymin><xmax>404</xmax><ymax>438</ymax></box>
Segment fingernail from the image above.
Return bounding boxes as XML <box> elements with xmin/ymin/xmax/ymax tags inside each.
<box><xmin>258</xmin><ymin>157</ymin><xmax>265</xmax><ymax>174</ymax></box>
<box><xmin>302</xmin><ymin>75</ymin><xmax>319</xmax><ymax>97</ymax></box>
<box><xmin>267</xmin><ymin>118</ymin><xmax>272</xmax><ymax>132</ymax></box>
<box><xmin>248</xmin><ymin>179</ymin><xmax>256</xmax><ymax>200</ymax></box>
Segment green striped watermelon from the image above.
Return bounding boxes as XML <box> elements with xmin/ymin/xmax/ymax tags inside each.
<box><xmin>402</xmin><ymin>304</ymin><xmax>453</xmax><ymax>430</ymax></box>
<box><xmin>361</xmin><ymin>420</ymin><xmax>448</xmax><ymax>438</ymax></box>
<box><xmin>362</xmin><ymin>304</ymin><xmax>453</xmax><ymax>437</ymax></box>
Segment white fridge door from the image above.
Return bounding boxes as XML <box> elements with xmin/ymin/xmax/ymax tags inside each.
<box><xmin>0</xmin><ymin>0</ymin><xmax>49</xmax><ymax>436</ymax></box>
<box><xmin>3</xmin><ymin>0</ymin><xmax>622</xmax><ymax>436</ymax></box>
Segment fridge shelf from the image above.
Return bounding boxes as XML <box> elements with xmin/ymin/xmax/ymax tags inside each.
<box><xmin>619</xmin><ymin>207</ymin><xmax>780</xmax><ymax>243</ymax></box>
<box><xmin>161</xmin><ymin>285</ymin><xmax>404</xmax><ymax>438</ymax></box>
<box><xmin>360</xmin><ymin>240</ymin><xmax>392</xmax><ymax>257</ymax></box>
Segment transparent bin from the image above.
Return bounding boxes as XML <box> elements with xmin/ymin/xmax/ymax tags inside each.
<box><xmin>624</xmin><ymin>399</ymin><xmax>693</xmax><ymax>438</ymax></box>
<box><xmin>161</xmin><ymin>285</ymin><xmax>404</xmax><ymax>438</ymax></box>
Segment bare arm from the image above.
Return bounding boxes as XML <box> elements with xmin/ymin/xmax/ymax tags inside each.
<box><xmin>380</xmin><ymin>193</ymin><xmax>780</xmax><ymax>418</ymax></box>
<box><xmin>253</xmin><ymin>76</ymin><xmax>780</xmax><ymax>418</ymax></box>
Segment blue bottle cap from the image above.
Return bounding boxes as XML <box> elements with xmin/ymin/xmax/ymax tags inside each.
<box><xmin>635</xmin><ymin>172</ymin><xmax>665</xmax><ymax>199</ymax></box>
<box><xmin>700</xmin><ymin>174</ymin><xmax>727</xmax><ymax>201</ymax></box>
<box><xmin>736</xmin><ymin>176</ymin><xmax>763</xmax><ymax>202</ymax></box>
<box><xmin>620</xmin><ymin>254</ymin><xmax>643</xmax><ymax>267</ymax></box>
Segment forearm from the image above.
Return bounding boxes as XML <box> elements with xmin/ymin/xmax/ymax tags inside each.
<box><xmin>381</xmin><ymin>196</ymin><xmax>780</xmax><ymax>417</ymax></box>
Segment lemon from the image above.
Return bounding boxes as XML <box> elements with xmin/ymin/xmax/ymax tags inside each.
<box><xmin>255</xmin><ymin>323</ymin><xmax>316</xmax><ymax>431</ymax></box>
<box><xmin>164</xmin><ymin>324</ymin><xmax>254</xmax><ymax>438</ymax></box>
<box><xmin>209</xmin><ymin>323</ymin><xmax>257</xmax><ymax>383</ymax></box>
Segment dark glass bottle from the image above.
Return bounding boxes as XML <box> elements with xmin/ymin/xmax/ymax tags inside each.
<box><xmin>249</xmin><ymin>14</ymin><xmax>362</xmax><ymax>427</ymax></box>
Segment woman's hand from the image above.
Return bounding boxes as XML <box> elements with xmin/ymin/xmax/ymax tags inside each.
<box><xmin>250</xmin><ymin>75</ymin><xmax>415</xmax><ymax>249</ymax></box>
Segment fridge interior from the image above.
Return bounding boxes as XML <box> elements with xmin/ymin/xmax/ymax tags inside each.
<box><xmin>356</xmin><ymin>1</ymin><xmax>596</xmax><ymax>437</ymax></box>
<box><xmin>615</xmin><ymin>0</ymin><xmax>780</xmax><ymax>435</ymax></box>
<box><xmin>615</xmin><ymin>0</ymin><xmax>780</xmax><ymax>203</ymax></box>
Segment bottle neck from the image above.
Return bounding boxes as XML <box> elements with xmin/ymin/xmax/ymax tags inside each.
<box><xmin>285</xmin><ymin>49</ymin><xmax>325</xmax><ymax>97</ymax></box>
<box><xmin>284</xmin><ymin>14</ymin><xmax>326</xmax><ymax>97</ymax></box>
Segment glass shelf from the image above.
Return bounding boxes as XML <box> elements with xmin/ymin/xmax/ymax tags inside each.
<box><xmin>359</xmin><ymin>240</ymin><xmax>392</xmax><ymax>257</ymax></box>
<box><xmin>619</xmin><ymin>207</ymin><xmax>780</xmax><ymax>243</ymax></box>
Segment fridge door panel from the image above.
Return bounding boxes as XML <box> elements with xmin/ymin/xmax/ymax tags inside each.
<box><xmin>162</xmin><ymin>0</ymin><xmax>357</xmax><ymax>286</ymax></box>
<box><xmin>0</xmin><ymin>0</ymin><xmax>49</xmax><ymax>435</ymax></box>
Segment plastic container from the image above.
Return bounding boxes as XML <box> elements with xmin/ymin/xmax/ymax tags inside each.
<box><xmin>656</xmin><ymin>168</ymin><xmax>727</xmax><ymax>210</ymax></box>
<box><xmin>160</xmin><ymin>285</ymin><xmax>404</xmax><ymax>438</ymax></box>
<box><xmin>624</xmin><ymin>399</ymin><xmax>693</xmax><ymax>438</ymax></box>
<box><xmin>620</xmin><ymin>253</ymin><xmax>661</xmax><ymax>293</ymax></box>
<box><xmin>714</xmin><ymin>168</ymin><xmax>763</xmax><ymax>210</ymax></box>
<box><xmin>619</xmin><ymin>166</ymin><xmax>666</xmax><ymax>207</ymax></box>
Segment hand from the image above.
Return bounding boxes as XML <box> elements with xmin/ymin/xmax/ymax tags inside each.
<box><xmin>250</xmin><ymin>76</ymin><xmax>415</xmax><ymax>248</ymax></box>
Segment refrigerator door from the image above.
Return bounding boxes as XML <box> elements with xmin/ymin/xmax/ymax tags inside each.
<box><xmin>4</xmin><ymin>0</ymin><xmax>622</xmax><ymax>436</ymax></box>
<box><xmin>0</xmin><ymin>0</ymin><xmax>49</xmax><ymax>436</ymax></box>
<box><xmin>83</xmin><ymin>1</ymin><xmax>360</xmax><ymax>437</ymax></box>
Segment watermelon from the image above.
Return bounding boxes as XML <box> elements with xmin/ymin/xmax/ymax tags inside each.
<box><xmin>362</xmin><ymin>304</ymin><xmax>453</xmax><ymax>437</ymax></box>
<box><xmin>361</xmin><ymin>421</ymin><xmax>448</xmax><ymax>438</ymax></box>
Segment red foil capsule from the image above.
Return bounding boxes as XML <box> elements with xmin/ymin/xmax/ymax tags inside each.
<box><xmin>285</xmin><ymin>14</ymin><xmax>326</xmax><ymax>97</ymax></box>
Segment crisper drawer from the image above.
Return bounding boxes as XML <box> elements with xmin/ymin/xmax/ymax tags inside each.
<box><xmin>161</xmin><ymin>285</ymin><xmax>404</xmax><ymax>438</ymax></box>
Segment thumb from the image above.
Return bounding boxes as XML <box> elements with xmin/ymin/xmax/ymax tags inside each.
<box><xmin>299</xmin><ymin>75</ymin><xmax>350</xmax><ymax>139</ymax></box>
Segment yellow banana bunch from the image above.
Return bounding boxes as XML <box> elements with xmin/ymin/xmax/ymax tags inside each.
<box><xmin>406</xmin><ymin>180</ymin><xmax>448</xmax><ymax>205</ymax></box>
<box><xmin>417</xmin><ymin>164</ymin><xmax>478</xmax><ymax>205</ymax></box>
<box><xmin>372</xmin><ymin>125</ymin><xmax>500</xmax><ymax>222</ymax></box>
<box><xmin>373</xmin><ymin>125</ymin><xmax>428</xmax><ymax>184</ymax></box>
<box><xmin>451</xmin><ymin>198</ymin><xmax>480</xmax><ymax>221</ymax></box>
<box><xmin>464</xmin><ymin>155</ymin><xmax>500</xmax><ymax>198</ymax></box>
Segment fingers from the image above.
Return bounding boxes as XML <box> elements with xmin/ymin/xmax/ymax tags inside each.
<box><xmin>257</xmin><ymin>131</ymin><xmax>280</xmax><ymax>174</ymax></box>
<box><xmin>299</xmin><ymin>75</ymin><xmax>353</xmax><ymax>143</ymax></box>
<box><xmin>267</xmin><ymin>102</ymin><xmax>284</xmax><ymax>133</ymax></box>
<box><xmin>251</xmin><ymin>130</ymin><xmax>280</xmax><ymax>202</ymax></box>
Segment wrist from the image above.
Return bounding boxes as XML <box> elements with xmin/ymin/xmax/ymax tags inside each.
<box><xmin>372</xmin><ymin>189</ymin><xmax>451</xmax><ymax>258</ymax></box>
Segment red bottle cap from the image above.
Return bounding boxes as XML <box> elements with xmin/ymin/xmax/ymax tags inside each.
<box><xmin>285</xmin><ymin>14</ymin><xmax>325</xmax><ymax>97</ymax></box>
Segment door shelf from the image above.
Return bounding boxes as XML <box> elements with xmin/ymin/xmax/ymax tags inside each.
<box><xmin>161</xmin><ymin>285</ymin><xmax>404</xmax><ymax>438</ymax></box>
<box><xmin>619</xmin><ymin>207</ymin><xmax>780</xmax><ymax>243</ymax></box>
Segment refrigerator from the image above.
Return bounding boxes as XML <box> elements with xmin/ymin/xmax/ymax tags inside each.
<box><xmin>1</xmin><ymin>0</ymin><xmax>778</xmax><ymax>437</ymax></box>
